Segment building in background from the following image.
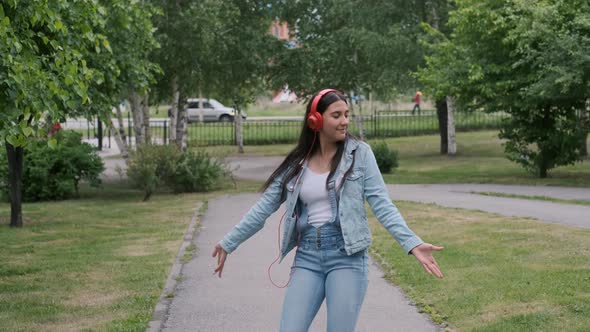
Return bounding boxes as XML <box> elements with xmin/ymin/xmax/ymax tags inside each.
<box><xmin>269</xmin><ymin>20</ymin><xmax>298</xmax><ymax>103</ymax></box>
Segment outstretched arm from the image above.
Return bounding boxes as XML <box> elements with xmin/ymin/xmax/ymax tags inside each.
<box><xmin>213</xmin><ymin>174</ymin><xmax>286</xmax><ymax>277</ymax></box>
<box><xmin>363</xmin><ymin>145</ymin><xmax>444</xmax><ymax>278</ymax></box>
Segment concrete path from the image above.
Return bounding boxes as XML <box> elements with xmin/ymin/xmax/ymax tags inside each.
<box><xmin>227</xmin><ymin>156</ymin><xmax>590</xmax><ymax>229</ymax></box>
<box><xmin>97</xmin><ymin>154</ymin><xmax>588</xmax><ymax>330</ymax></box>
<box><xmin>161</xmin><ymin>194</ymin><xmax>440</xmax><ymax>332</ymax></box>
<box><xmin>387</xmin><ymin>184</ymin><xmax>590</xmax><ymax>229</ymax></box>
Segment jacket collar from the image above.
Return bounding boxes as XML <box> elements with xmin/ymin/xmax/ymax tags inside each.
<box><xmin>338</xmin><ymin>137</ymin><xmax>359</xmax><ymax>174</ymax></box>
<box><xmin>287</xmin><ymin>137</ymin><xmax>359</xmax><ymax>191</ymax></box>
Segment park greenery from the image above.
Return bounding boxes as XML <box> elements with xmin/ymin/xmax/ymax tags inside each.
<box><xmin>0</xmin><ymin>132</ymin><xmax>588</xmax><ymax>330</ymax></box>
<box><xmin>0</xmin><ymin>130</ymin><xmax>104</xmax><ymax>202</ymax></box>
<box><xmin>372</xmin><ymin>141</ymin><xmax>399</xmax><ymax>174</ymax></box>
<box><xmin>2</xmin><ymin>0</ymin><xmax>589</xmax><ymax>227</ymax></box>
<box><xmin>126</xmin><ymin>144</ymin><xmax>228</xmax><ymax>201</ymax></box>
<box><xmin>419</xmin><ymin>0</ymin><xmax>590</xmax><ymax>178</ymax></box>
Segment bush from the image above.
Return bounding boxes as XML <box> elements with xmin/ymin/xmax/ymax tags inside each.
<box><xmin>0</xmin><ymin>131</ymin><xmax>104</xmax><ymax>201</ymax></box>
<box><xmin>372</xmin><ymin>141</ymin><xmax>399</xmax><ymax>174</ymax></box>
<box><xmin>126</xmin><ymin>145</ymin><xmax>227</xmax><ymax>201</ymax></box>
<box><xmin>126</xmin><ymin>144</ymin><xmax>180</xmax><ymax>201</ymax></box>
<box><xmin>168</xmin><ymin>151</ymin><xmax>226</xmax><ymax>193</ymax></box>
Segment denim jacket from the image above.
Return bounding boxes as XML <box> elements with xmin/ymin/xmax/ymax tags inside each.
<box><xmin>220</xmin><ymin>138</ymin><xmax>423</xmax><ymax>261</ymax></box>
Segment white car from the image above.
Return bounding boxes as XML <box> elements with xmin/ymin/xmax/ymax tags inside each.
<box><xmin>185</xmin><ymin>98</ymin><xmax>246</xmax><ymax>123</ymax></box>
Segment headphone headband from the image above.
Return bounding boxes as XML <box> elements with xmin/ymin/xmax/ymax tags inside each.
<box><xmin>307</xmin><ymin>88</ymin><xmax>342</xmax><ymax>132</ymax></box>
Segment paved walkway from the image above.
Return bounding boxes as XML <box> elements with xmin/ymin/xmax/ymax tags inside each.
<box><xmin>98</xmin><ymin>153</ymin><xmax>589</xmax><ymax>330</ymax></box>
<box><xmin>387</xmin><ymin>184</ymin><xmax>590</xmax><ymax>229</ymax></box>
<box><xmin>161</xmin><ymin>194</ymin><xmax>440</xmax><ymax>332</ymax></box>
<box><xmin>226</xmin><ymin>157</ymin><xmax>590</xmax><ymax>229</ymax></box>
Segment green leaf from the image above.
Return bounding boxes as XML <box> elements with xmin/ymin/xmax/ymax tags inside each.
<box><xmin>55</xmin><ymin>20</ymin><xmax>63</xmax><ymax>31</ymax></box>
<box><xmin>22</xmin><ymin>127</ymin><xmax>33</xmax><ymax>137</ymax></box>
<box><xmin>48</xmin><ymin>138</ymin><xmax>58</xmax><ymax>149</ymax></box>
<box><xmin>6</xmin><ymin>135</ymin><xmax>18</xmax><ymax>146</ymax></box>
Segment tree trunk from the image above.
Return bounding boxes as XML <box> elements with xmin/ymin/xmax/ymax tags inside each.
<box><xmin>108</xmin><ymin>118</ymin><xmax>129</xmax><ymax>160</ymax></box>
<box><xmin>169</xmin><ymin>76</ymin><xmax>179</xmax><ymax>143</ymax></box>
<box><xmin>349</xmin><ymin>91</ymin><xmax>366</xmax><ymax>141</ymax></box>
<box><xmin>6</xmin><ymin>143</ymin><xmax>23</xmax><ymax>228</ymax></box>
<box><xmin>129</xmin><ymin>91</ymin><xmax>145</xmax><ymax>146</ymax></box>
<box><xmin>446</xmin><ymin>96</ymin><xmax>457</xmax><ymax>155</ymax></box>
<box><xmin>142</xmin><ymin>93</ymin><xmax>151</xmax><ymax>144</ymax></box>
<box><xmin>235</xmin><ymin>104</ymin><xmax>244</xmax><ymax>154</ymax></box>
<box><xmin>539</xmin><ymin>159</ymin><xmax>548</xmax><ymax>178</ymax></box>
<box><xmin>436</xmin><ymin>98</ymin><xmax>448</xmax><ymax>154</ymax></box>
<box><xmin>176</xmin><ymin>94</ymin><xmax>187</xmax><ymax>150</ymax></box>
<box><xmin>115</xmin><ymin>104</ymin><xmax>127</xmax><ymax>145</ymax></box>
<box><xmin>580</xmin><ymin>101</ymin><xmax>589</xmax><ymax>157</ymax></box>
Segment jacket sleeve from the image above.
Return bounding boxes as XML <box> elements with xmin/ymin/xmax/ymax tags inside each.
<box><xmin>362</xmin><ymin>145</ymin><xmax>423</xmax><ymax>254</ymax></box>
<box><xmin>219</xmin><ymin>174</ymin><xmax>286</xmax><ymax>254</ymax></box>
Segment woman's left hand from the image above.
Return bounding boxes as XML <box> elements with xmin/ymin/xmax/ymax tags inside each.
<box><xmin>410</xmin><ymin>243</ymin><xmax>444</xmax><ymax>279</ymax></box>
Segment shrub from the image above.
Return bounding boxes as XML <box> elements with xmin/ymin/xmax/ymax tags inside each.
<box><xmin>372</xmin><ymin>141</ymin><xmax>399</xmax><ymax>174</ymax></box>
<box><xmin>0</xmin><ymin>131</ymin><xmax>104</xmax><ymax>201</ymax></box>
<box><xmin>126</xmin><ymin>145</ymin><xmax>228</xmax><ymax>201</ymax></box>
<box><xmin>126</xmin><ymin>144</ymin><xmax>180</xmax><ymax>201</ymax></box>
<box><xmin>168</xmin><ymin>151</ymin><xmax>227</xmax><ymax>193</ymax></box>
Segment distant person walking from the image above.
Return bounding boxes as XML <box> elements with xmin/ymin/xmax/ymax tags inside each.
<box><xmin>212</xmin><ymin>88</ymin><xmax>444</xmax><ymax>332</ymax></box>
<box><xmin>412</xmin><ymin>91</ymin><xmax>422</xmax><ymax>115</ymax></box>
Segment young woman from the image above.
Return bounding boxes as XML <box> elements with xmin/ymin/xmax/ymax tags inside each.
<box><xmin>212</xmin><ymin>89</ymin><xmax>443</xmax><ymax>332</ymax></box>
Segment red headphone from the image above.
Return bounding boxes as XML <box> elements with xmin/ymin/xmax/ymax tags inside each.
<box><xmin>307</xmin><ymin>88</ymin><xmax>342</xmax><ymax>132</ymax></box>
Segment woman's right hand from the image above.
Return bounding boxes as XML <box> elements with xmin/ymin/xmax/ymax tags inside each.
<box><xmin>211</xmin><ymin>243</ymin><xmax>228</xmax><ymax>278</ymax></box>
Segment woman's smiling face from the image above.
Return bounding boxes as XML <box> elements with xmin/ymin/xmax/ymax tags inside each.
<box><xmin>320</xmin><ymin>100</ymin><xmax>349</xmax><ymax>142</ymax></box>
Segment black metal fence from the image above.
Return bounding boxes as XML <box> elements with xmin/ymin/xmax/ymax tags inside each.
<box><xmin>86</xmin><ymin>110</ymin><xmax>506</xmax><ymax>148</ymax></box>
<box><xmin>182</xmin><ymin>111</ymin><xmax>507</xmax><ymax>146</ymax></box>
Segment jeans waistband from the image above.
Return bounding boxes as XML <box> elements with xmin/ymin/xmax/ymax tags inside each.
<box><xmin>298</xmin><ymin>223</ymin><xmax>343</xmax><ymax>250</ymax></box>
<box><xmin>300</xmin><ymin>222</ymin><xmax>342</xmax><ymax>238</ymax></box>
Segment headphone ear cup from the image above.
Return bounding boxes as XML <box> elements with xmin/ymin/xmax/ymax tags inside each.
<box><xmin>307</xmin><ymin>111</ymin><xmax>323</xmax><ymax>131</ymax></box>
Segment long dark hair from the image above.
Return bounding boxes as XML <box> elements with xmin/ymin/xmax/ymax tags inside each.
<box><xmin>261</xmin><ymin>90</ymin><xmax>356</xmax><ymax>193</ymax></box>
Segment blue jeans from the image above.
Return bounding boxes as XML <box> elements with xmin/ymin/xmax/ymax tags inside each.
<box><xmin>279</xmin><ymin>222</ymin><xmax>369</xmax><ymax>332</ymax></box>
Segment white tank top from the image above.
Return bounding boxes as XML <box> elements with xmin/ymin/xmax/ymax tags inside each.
<box><xmin>299</xmin><ymin>168</ymin><xmax>332</xmax><ymax>227</ymax></box>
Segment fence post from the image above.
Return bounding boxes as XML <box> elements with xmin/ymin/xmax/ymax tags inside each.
<box><xmin>163</xmin><ymin>120</ymin><xmax>168</xmax><ymax>145</ymax></box>
<box><xmin>97</xmin><ymin>118</ymin><xmax>103</xmax><ymax>151</ymax></box>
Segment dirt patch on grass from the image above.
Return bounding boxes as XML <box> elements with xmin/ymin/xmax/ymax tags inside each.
<box><xmin>479</xmin><ymin>300</ymin><xmax>554</xmax><ymax>324</ymax></box>
<box><xmin>36</xmin><ymin>314</ymin><xmax>121</xmax><ymax>332</ymax></box>
<box><xmin>119</xmin><ymin>242</ymin><xmax>156</xmax><ymax>257</ymax></box>
<box><xmin>64</xmin><ymin>288</ymin><xmax>130</xmax><ymax>307</ymax></box>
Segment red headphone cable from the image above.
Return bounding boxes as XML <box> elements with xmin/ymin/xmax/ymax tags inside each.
<box><xmin>267</xmin><ymin>132</ymin><xmax>317</xmax><ymax>288</ymax></box>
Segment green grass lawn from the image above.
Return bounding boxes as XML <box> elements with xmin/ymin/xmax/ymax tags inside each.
<box><xmin>368</xmin><ymin>201</ymin><xmax>590</xmax><ymax>331</ymax></box>
<box><xmin>2</xmin><ymin>128</ymin><xmax>587</xmax><ymax>330</ymax></box>
<box><xmin>0</xmin><ymin>179</ymin><xmax>259</xmax><ymax>332</ymax></box>
<box><xmin>379</xmin><ymin>131</ymin><xmax>590</xmax><ymax>187</ymax></box>
<box><xmin>200</xmin><ymin>130</ymin><xmax>590</xmax><ymax>187</ymax></box>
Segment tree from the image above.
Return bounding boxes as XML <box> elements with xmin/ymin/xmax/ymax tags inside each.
<box><xmin>417</xmin><ymin>20</ymin><xmax>469</xmax><ymax>156</ymax></box>
<box><xmin>427</xmin><ymin>0</ymin><xmax>590</xmax><ymax>177</ymax></box>
<box><xmin>0</xmin><ymin>1</ymin><xmax>114</xmax><ymax>227</ymax></box>
<box><xmin>205</xmin><ymin>0</ymin><xmax>281</xmax><ymax>153</ymax></box>
<box><xmin>271</xmin><ymin>0</ymin><xmax>453</xmax><ymax>141</ymax></box>
<box><xmin>91</xmin><ymin>0</ymin><xmax>160</xmax><ymax>156</ymax></box>
<box><xmin>150</xmin><ymin>0</ymin><xmax>222</xmax><ymax>150</ymax></box>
